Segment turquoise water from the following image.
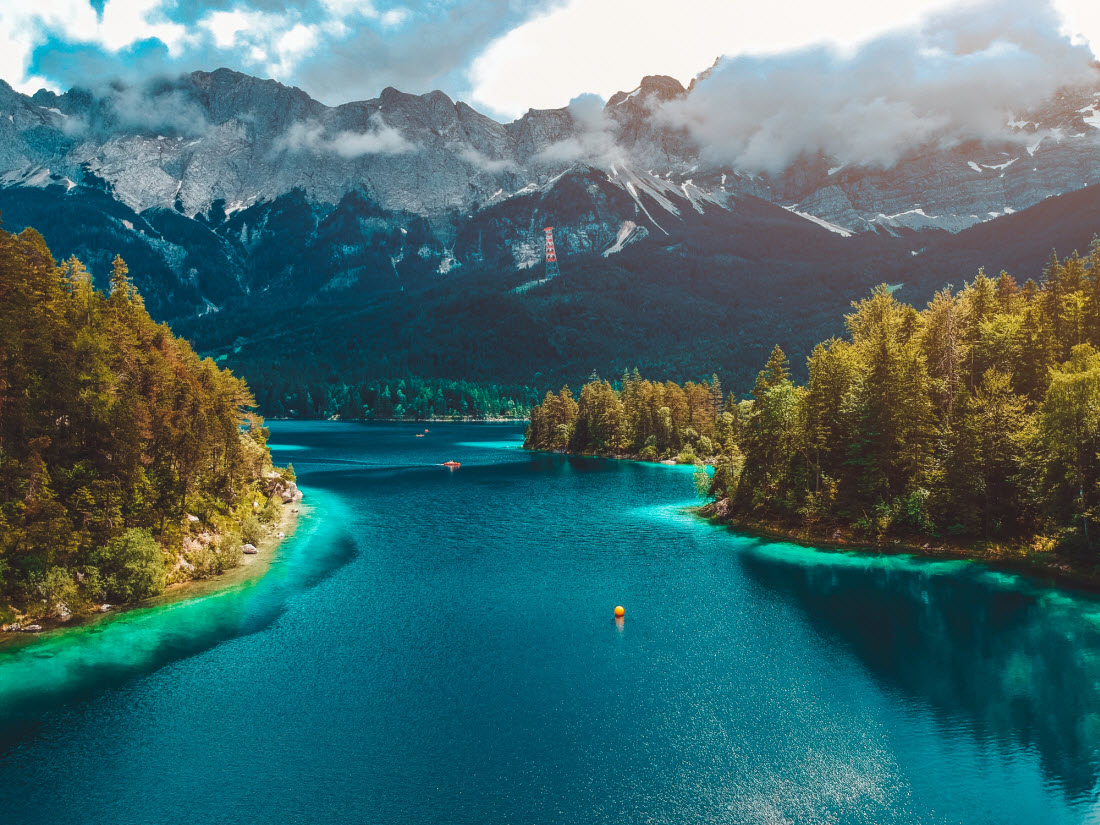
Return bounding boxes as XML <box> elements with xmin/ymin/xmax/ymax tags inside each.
<box><xmin>2</xmin><ymin>421</ymin><xmax>1100</xmax><ymax>823</ymax></box>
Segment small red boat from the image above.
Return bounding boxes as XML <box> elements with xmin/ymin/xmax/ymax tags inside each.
<box><xmin>442</xmin><ymin>460</ymin><xmax>461</xmax><ymax>468</ymax></box>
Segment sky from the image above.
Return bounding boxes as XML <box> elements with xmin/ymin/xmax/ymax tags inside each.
<box><xmin>1</xmin><ymin>0</ymin><xmax>1099</xmax><ymax>121</ymax></box>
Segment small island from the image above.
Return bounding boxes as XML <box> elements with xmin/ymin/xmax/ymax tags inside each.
<box><xmin>0</xmin><ymin>224</ymin><xmax>296</xmax><ymax>633</ymax></box>
<box><xmin>525</xmin><ymin>242</ymin><xmax>1100</xmax><ymax>587</ymax></box>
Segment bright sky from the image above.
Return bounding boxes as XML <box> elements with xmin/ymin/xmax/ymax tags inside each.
<box><xmin>1</xmin><ymin>0</ymin><xmax>1098</xmax><ymax>119</ymax></box>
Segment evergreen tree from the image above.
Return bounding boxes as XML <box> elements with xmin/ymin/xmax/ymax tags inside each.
<box><xmin>522</xmin><ymin>245</ymin><xmax>1100</xmax><ymax>552</ymax></box>
<box><xmin>0</xmin><ymin>226</ymin><xmax>282</xmax><ymax>616</ymax></box>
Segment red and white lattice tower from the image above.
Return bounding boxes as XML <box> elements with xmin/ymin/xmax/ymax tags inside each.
<box><xmin>543</xmin><ymin>226</ymin><xmax>561</xmax><ymax>279</ymax></box>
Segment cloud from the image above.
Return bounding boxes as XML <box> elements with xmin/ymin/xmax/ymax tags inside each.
<box><xmin>292</xmin><ymin>0</ymin><xmax>548</xmax><ymax>107</ymax></box>
<box><xmin>34</xmin><ymin>74</ymin><xmax>212</xmax><ymax>138</ymax></box>
<box><xmin>0</xmin><ymin>1</ymin><xmax>192</xmax><ymax>94</ymax></box>
<box><xmin>466</xmin><ymin>0</ymin><xmax>982</xmax><ymax>118</ymax></box>
<box><xmin>534</xmin><ymin>93</ymin><xmax>623</xmax><ymax>165</ymax></box>
<box><xmin>106</xmin><ymin>81</ymin><xmax>212</xmax><ymax>137</ymax></box>
<box><xmin>456</xmin><ymin>146</ymin><xmax>516</xmax><ymax>173</ymax></box>
<box><xmin>274</xmin><ymin>113</ymin><xmax>414</xmax><ymax>157</ymax></box>
<box><xmin>4</xmin><ymin>0</ymin><xmax>550</xmax><ymax>109</ymax></box>
<box><xmin>657</xmin><ymin>0</ymin><xmax>1100</xmax><ymax>174</ymax></box>
<box><xmin>200</xmin><ymin>10</ymin><xmax>270</xmax><ymax>51</ymax></box>
<box><xmin>4</xmin><ymin>0</ymin><xmax>1098</xmax><ymax>145</ymax></box>
<box><xmin>380</xmin><ymin>9</ymin><xmax>409</xmax><ymax>27</ymax></box>
<box><xmin>196</xmin><ymin>9</ymin><xmax>322</xmax><ymax>79</ymax></box>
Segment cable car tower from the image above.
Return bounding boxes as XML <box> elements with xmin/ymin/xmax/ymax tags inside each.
<box><xmin>543</xmin><ymin>226</ymin><xmax>561</xmax><ymax>279</ymax></box>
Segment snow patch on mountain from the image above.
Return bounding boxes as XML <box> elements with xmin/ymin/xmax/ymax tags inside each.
<box><xmin>623</xmin><ymin>181</ymin><xmax>669</xmax><ymax>235</ymax></box>
<box><xmin>867</xmin><ymin>208</ymin><xmax>982</xmax><ymax>234</ymax></box>
<box><xmin>602</xmin><ymin>220</ymin><xmax>648</xmax><ymax>257</ymax></box>
<box><xmin>784</xmin><ymin>207</ymin><xmax>853</xmax><ymax>237</ymax></box>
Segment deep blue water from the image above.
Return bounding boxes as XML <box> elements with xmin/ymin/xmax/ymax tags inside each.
<box><xmin>3</xmin><ymin>421</ymin><xmax>1100</xmax><ymax>823</ymax></box>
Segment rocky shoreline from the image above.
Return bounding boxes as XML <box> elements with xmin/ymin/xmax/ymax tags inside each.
<box><xmin>1</xmin><ymin>476</ymin><xmax>306</xmax><ymax>640</ymax></box>
<box><xmin>523</xmin><ymin>445</ymin><xmax>1100</xmax><ymax>593</ymax></box>
<box><xmin>697</xmin><ymin>498</ymin><xmax>1100</xmax><ymax>594</ymax></box>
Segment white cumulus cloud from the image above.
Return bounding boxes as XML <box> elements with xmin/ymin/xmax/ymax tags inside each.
<box><xmin>658</xmin><ymin>0</ymin><xmax>1100</xmax><ymax>174</ymax></box>
<box><xmin>275</xmin><ymin>114</ymin><xmax>414</xmax><ymax>157</ymax></box>
<box><xmin>0</xmin><ymin>0</ymin><xmax>190</xmax><ymax>94</ymax></box>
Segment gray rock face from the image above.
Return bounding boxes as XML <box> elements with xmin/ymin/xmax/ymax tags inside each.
<box><xmin>4</xmin><ymin>67</ymin><xmax>1097</xmax><ymax>237</ymax></box>
<box><xmin>2</xmin><ymin>67</ymin><xmax>1100</xmax><ymax>322</ymax></box>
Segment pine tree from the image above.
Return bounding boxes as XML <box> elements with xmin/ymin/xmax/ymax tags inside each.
<box><xmin>109</xmin><ymin>254</ymin><xmax>131</xmax><ymax>302</ymax></box>
<box><xmin>753</xmin><ymin>345</ymin><xmax>790</xmax><ymax>399</ymax></box>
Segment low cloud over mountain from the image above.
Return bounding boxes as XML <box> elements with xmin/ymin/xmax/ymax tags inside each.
<box><xmin>659</xmin><ymin>0</ymin><xmax>1100</xmax><ymax>173</ymax></box>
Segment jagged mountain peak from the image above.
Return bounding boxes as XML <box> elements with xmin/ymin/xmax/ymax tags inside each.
<box><xmin>187</xmin><ymin>68</ymin><xmax>319</xmax><ymax>105</ymax></box>
<box><xmin>376</xmin><ymin>86</ymin><xmax>454</xmax><ymax>108</ymax></box>
<box><xmin>607</xmin><ymin>75</ymin><xmax>687</xmax><ymax>108</ymax></box>
<box><xmin>1</xmin><ymin>65</ymin><xmax>1099</xmax><ymax>241</ymax></box>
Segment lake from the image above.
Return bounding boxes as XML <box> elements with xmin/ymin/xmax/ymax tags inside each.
<box><xmin>2</xmin><ymin>421</ymin><xmax>1100</xmax><ymax>824</ymax></box>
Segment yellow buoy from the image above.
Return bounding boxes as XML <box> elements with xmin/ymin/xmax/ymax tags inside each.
<box><xmin>614</xmin><ymin>605</ymin><xmax>625</xmax><ymax>618</ymax></box>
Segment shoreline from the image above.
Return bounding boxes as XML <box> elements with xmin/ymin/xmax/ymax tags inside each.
<box><xmin>523</xmin><ymin>444</ymin><xmax>1100</xmax><ymax>594</ymax></box>
<box><xmin>269</xmin><ymin>416</ymin><xmax>529</xmax><ymax>423</ymax></box>
<box><xmin>696</xmin><ymin>502</ymin><xmax>1100</xmax><ymax>596</ymax></box>
<box><xmin>0</xmin><ymin>498</ymin><xmax>306</xmax><ymax>650</ymax></box>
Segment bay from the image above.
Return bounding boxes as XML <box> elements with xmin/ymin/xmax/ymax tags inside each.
<box><xmin>1</xmin><ymin>421</ymin><xmax>1099</xmax><ymax>824</ymax></box>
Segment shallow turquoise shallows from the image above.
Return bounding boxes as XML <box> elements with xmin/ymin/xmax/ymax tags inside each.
<box><xmin>3</xmin><ymin>422</ymin><xmax>1100</xmax><ymax>824</ymax></box>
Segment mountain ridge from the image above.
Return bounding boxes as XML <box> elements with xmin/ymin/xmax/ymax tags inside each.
<box><xmin>2</xmin><ymin>65</ymin><xmax>1100</xmax><ymax>411</ymax></box>
<box><xmin>3</xmin><ymin>65</ymin><xmax>1099</xmax><ymax>231</ymax></box>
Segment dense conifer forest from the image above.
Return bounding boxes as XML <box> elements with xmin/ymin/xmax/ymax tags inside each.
<box><xmin>526</xmin><ymin>240</ymin><xmax>1100</xmax><ymax>556</ymax></box>
<box><xmin>190</xmin><ymin>249</ymin><xmax>899</xmax><ymax>421</ymax></box>
<box><xmin>0</xmin><ymin>223</ymin><xmax>290</xmax><ymax>625</ymax></box>
<box><xmin>238</xmin><ymin>367</ymin><xmax>540</xmax><ymax>421</ymax></box>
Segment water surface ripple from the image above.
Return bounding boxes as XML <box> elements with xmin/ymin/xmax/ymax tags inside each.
<box><xmin>2</xmin><ymin>422</ymin><xmax>1099</xmax><ymax>824</ymax></box>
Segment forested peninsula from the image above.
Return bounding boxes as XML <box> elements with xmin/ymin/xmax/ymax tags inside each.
<box><xmin>525</xmin><ymin>241</ymin><xmax>1100</xmax><ymax>583</ymax></box>
<box><xmin>0</xmin><ymin>223</ymin><xmax>297</xmax><ymax>631</ymax></box>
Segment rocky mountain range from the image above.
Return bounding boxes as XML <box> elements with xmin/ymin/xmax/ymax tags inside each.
<box><xmin>4</xmin><ymin>68</ymin><xmax>1099</xmax><ymax>222</ymax></box>
<box><xmin>1</xmin><ymin>64</ymin><xmax>1100</xmax><ymax>399</ymax></box>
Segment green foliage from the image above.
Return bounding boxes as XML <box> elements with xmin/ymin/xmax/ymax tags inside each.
<box><xmin>241</xmin><ymin>515</ymin><xmax>264</xmax><ymax>545</ymax></box>
<box><xmin>222</xmin><ymin>371</ymin><xmax>538</xmax><ymax>422</ymax></box>
<box><xmin>41</xmin><ymin>566</ymin><xmax>79</xmax><ymax>609</ymax></box>
<box><xmin>186</xmin><ymin>540</ymin><xmax>240</xmax><ymax>579</ymax></box>
<box><xmin>91</xmin><ymin>529</ymin><xmax>167</xmax><ymax>603</ymax></box>
<box><xmin>526</xmin><ymin>238</ymin><xmax>1100</xmax><ymax>548</ymax></box>
<box><xmin>525</xmin><ymin>373</ymin><xmax>727</xmax><ymax>461</ymax></box>
<box><xmin>693</xmin><ymin>464</ymin><xmax>714</xmax><ymax>502</ymax></box>
<box><xmin>260</xmin><ymin>495</ymin><xmax>283</xmax><ymax>524</ymax></box>
<box><xmin>677</xmin><ymin>448</ymin><xmax>698</xmax><ymax>465</ymax></box>
<box><xmin>525</xmin><ymin>387</ymin><xmax>579</xmax><ymax>451</ymax></box>
<box><xmin>0</xmin><ymin>226</ymin><xmax>276</xmax><ymax>614</ymax></box>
